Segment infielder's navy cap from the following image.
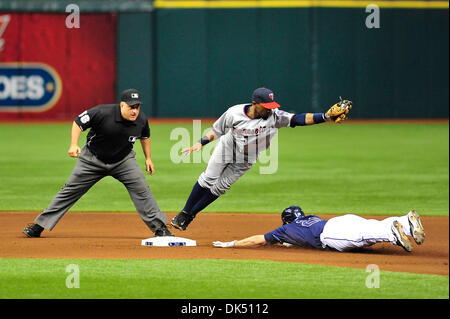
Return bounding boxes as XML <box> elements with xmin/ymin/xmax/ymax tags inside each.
<box><xmin>252</xmin><ymin>87</ymin><xmax>280</xmax><ymax>109</ymax></box>
<box><xmin>121</xmin><ymin>88</ymin><xmax>142</xmax><ymax>106</ymax></box>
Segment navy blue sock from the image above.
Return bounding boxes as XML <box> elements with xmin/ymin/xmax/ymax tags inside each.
<box><xmin>183</xmin><ymin>182</ymin><xmax>210</xmax><ymax>213</ymax></box>
<box><xmin>190</xmin><ymin>190</ymin><xmax>219</xmax><ymax>216</ymax></box>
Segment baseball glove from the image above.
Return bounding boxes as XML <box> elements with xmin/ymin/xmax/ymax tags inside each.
<box><xmin>325</xmin><ymin>97</ymin><xmax>353</xmax><ymax>123</ymax></box>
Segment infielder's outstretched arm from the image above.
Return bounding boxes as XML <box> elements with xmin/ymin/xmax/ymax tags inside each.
<box><xmin>290</xmin><ymin>99</ymin><xmax>353</xmax><ymax>127</ymax></box>
<box><xmin>181</xmin><ymin>129</ymin><xmax>219</xmax><ymax>155</ymax></box>
<box><xmin>291</xmin><ymin>113</ymin><xmax>328</xmax><ymax>126</ymax></box>
<box><xmin>68</xmin><ymin>121</ymin><xmax>82</xmax><ymax>158</ymax></box>
<box><xmin>213</xmin><ymin>235</ymin><xmax>266</xmax><ymax>248</ymax></box>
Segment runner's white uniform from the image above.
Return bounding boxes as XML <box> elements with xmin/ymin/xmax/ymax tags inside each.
<box><xmin>198</xmin><ymin>104</ymin><xmax>294</xmax><ymax>196</ymax></box>
<box><xmin>320</xmin><ymin>214</ymin><xmax>412</xmax><ymax>251</ymax></box>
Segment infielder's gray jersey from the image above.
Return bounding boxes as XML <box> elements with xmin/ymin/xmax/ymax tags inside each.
<box><xmin>212</xmin><ymin>104</ymin><xmax>294</xmax><ymax>163</ymax></box>
<box><xmin>198</xmin><ymin>104</ymin><xmax>294</xmax><ymax>196</ymax></box>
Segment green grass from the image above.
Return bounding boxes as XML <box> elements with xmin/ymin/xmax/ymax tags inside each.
<box><xmin>0</xmin><ymin>122</ymin><xmax>448</xmax><ymax>216</ymax></box>
<box><xmin>0</xmin><ymin>123</ymin><xmax>448</xmax><ymax>300</ymax></box>
<box><xmin>0</xmin><ymin>258</ymin><xmax>448</xmax><ymax>299</ymax></box>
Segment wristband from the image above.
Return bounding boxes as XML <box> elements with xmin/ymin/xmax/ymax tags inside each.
<box><xmin>313</xmin><ymin>113</ymin><xmax>327</xmax><ymax>123</ymax></box>
<box><xmin>198</xmin><ymin>136</ymin><xmax>210</xmax><ymax>146</ymax></box>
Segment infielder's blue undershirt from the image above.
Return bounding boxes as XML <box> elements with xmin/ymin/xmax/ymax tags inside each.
<box><xmin>290</xmin><ymin>113</ymin><xmax>326</xmax><ymax>127</ymax></box>
<box><xmin>243</xmin><ymin>105</ymin><xmax>325</xmax><ymax>126</ymax></box>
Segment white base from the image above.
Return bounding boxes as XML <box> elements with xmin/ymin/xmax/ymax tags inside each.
<box><xmin>141</xmin><ymin>236</ymin><xmax>197</xmax><ymax>247</ymax></box>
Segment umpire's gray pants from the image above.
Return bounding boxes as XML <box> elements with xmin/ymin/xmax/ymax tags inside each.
<box><xmin>35</xmin><ymin>146</ymin><xmax>168</xmax><ymax>233</ymax></box>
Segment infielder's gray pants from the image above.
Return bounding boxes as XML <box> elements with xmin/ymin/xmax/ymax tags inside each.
<box><xmin>198</xmin><ymin>140</ymin><xmax>254</xmax><ymax>196</ymax></box>
<box><xmin>198</xmin><ymin>158</ymin><xmax>254</xmax><ymax>197</ymax></box>
<box><xmin>35</xmin><ymin>146</ymin><xmax>168</xmax><ymax>233</ymax></box>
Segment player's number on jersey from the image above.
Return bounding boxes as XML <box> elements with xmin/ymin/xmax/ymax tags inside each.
<box><xmin>296</xmin><ymin>217</ymin><xmax>322</xmax><ymax>227</ymax></box>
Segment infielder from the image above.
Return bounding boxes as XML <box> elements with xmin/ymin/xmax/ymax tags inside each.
<box><xmin>171</xmin><ymin>87</ymin><xmax>352</xmax><ymax>231</ymax></box>
<box><xmin>213</xmin><ymin>206</ymin><xmax>425</xmax><ymax>252</ymax></box>
<box><xmin>23</xmin><ymin>89</ymin><xmax>173</xmax><ymax>238</ymax></box>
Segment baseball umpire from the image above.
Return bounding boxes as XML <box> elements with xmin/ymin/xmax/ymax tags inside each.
<box><xmin>171</xmin><ymin>87</ymin><xmax>352</xmax><ymax>231</ymax></box>
<box><xmin>23</xmin><ymin>89</ymin><xmax>173</xmax><ymax>238</ymax></box>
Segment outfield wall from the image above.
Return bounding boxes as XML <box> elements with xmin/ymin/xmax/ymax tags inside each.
<box><xmin>0</xmin><ymin>1</ymin><xmax>448</xmax><ymax>119</ymax></box>
<box><xmin>0</xmin><ymin>12</ymin><xmax>117</xmax><ymax>120</ymax></box>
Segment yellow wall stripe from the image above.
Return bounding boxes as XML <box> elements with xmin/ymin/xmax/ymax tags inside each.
<box><xmin>154</xmin><ymin>1</ymin><xmax>449</xmax><ymax>9</ymax></box>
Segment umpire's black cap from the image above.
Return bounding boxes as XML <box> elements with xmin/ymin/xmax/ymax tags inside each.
<box><xmin>121</xmin><ymin>89</ymin><xmax>142</xmax><ymax>106</ymax></box>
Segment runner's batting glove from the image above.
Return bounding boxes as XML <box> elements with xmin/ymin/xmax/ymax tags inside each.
<box><xmin>213</xmin><ymin>240</ymin><xmax>237</xmax><ymax>248</ymax></box>
<box><xmin>325</xmin><ymin>97</ymin><xmax>353</xmax><ymax>123</ymax></box>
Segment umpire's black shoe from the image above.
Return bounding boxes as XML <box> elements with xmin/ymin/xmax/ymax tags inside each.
<box><xmin>154</xmin><ymin>225</ymin><xmax>174</xmax><ymax>237</ymax></box>
<box><xmin>23</xmin><ymin>223</ymin><xmax>44</xmax><ymax>238</ymax></box>
<box><xmin>171</xmin><ymin>211</ymin><xmax>194</xmax><ymax>231</ymax></box>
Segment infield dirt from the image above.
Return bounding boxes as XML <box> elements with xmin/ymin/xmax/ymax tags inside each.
<box><xmin>1</xmin><ymin>212</ymin><xmax>448</xmax><ymax>276</ymax></box>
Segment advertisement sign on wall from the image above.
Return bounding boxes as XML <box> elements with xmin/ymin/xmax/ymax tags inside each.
<box><xmin>0</xmin><ymin>13</ymin><xmax>116</xmax><ymax>120</ymax></box>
